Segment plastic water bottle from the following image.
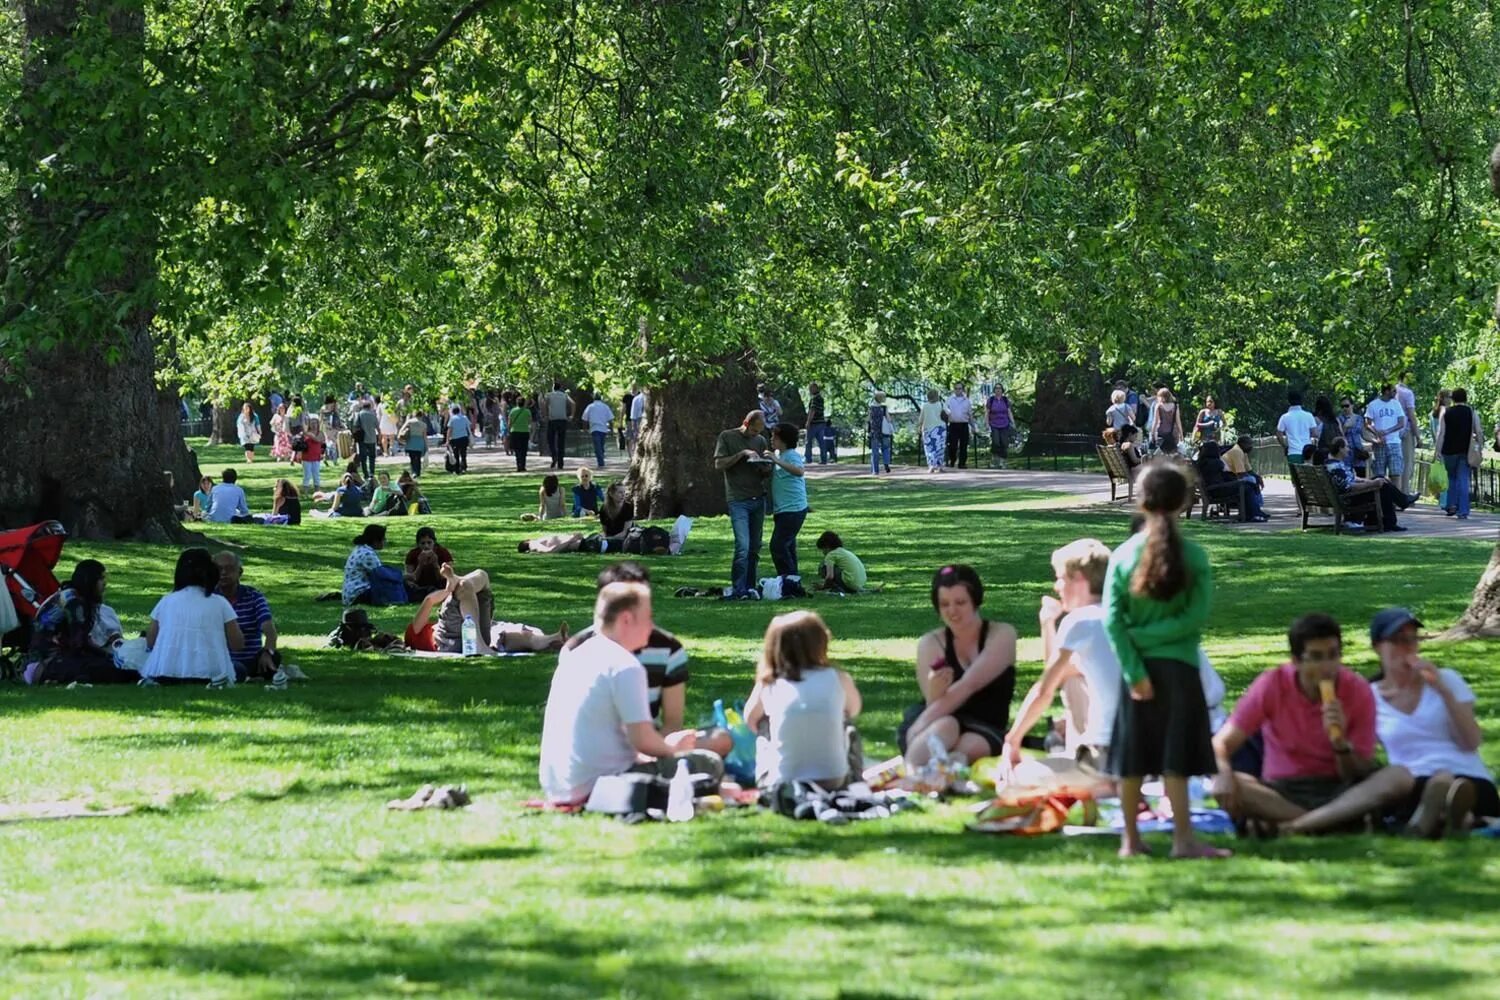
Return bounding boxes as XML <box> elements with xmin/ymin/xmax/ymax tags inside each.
<box><xmin>666</xmin><ymin>760</ymin><xmax>694</xmax><ymax>822</ymax></box>
<box><xmin>461</xmin><ymin>615</ymin><xmax>478</xmax><ymax>656</ymax></box>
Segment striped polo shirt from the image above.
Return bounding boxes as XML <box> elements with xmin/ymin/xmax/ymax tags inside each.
<box><xmin>218</xmin><ymin>585</ymin><xmax>272</xmax><ymax>666</ymax></box>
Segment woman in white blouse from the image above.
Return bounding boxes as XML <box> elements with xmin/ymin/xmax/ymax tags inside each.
<box><xmin>1371</xmin><ymin>608</ymin><xmax>1496</xmax><ymax>837</ymax></box>
<box><xmin>143</xmin><ymin>548</ymin><xmax>243</xmax><ymax>686</ymax></box>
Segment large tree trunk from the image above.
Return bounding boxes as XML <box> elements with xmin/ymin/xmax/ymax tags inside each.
<box><xmin>626</xmin><ymin>349</ymin><xmax>759</xmax><ymax>518</ymax></box>
<box><xmin>1441</xmin><ymin>541</ymin><xmax>1500</xmax><ymax>640</ymax></box>
<box><xmin>0</xmin><ymin>1</ymin><xmax>190</xmax><ymax>541</ymax></box>
<box><xmin>1023</xmin><ymin>348</ymin><xmax>1110</xmax><ymax>452</ymax></box>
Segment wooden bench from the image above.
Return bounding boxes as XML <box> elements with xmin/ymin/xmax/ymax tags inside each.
<box><xmin>1198</xmin><ymin>476</ymin><xmax>1250</xmax><ymax>522</ymax></box>
<box><xmin>1290</xmin><ymin>463</ymin><xmax>1383</xmax><ymax>534</ymax></box>
<box><xmin>1097</xmin><ymin>444</ymin><xmax>1134</xmax><ymax>502</ymax></box>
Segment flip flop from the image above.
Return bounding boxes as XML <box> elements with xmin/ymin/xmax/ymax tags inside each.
<box><xmin>1445</xmin><ymin>779</ymin><xmax>1476</xmax><ymax>840</ymax></box>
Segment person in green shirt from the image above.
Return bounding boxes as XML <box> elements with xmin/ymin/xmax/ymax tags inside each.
<box><xmin>815</xmin><ymin>532</ymin><xmax>866</xmax><ymax>593</ymax></box>
<box><xmin>1103</xmin><ymin>461</ymin><xmax>1229</xmax><ymax>861</ymax></box>
<box><xmin>712</xmin><ymin>410</ymin><xmax>772</xmax><ymax>598</ymax></box>
<box><xmin>507</xmin><ymin>396</ymin><xmax>533</xmax><ymax>472</ymax></box>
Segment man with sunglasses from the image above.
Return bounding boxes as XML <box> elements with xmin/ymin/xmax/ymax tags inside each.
<box><xmin>1337</xmin><ymin>397</ymin><xmax>1370</xmax><ymax>477</ymax></box>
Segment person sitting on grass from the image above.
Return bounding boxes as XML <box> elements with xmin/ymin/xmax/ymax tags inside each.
<box><xmin>27</xmin><ymin>559</ymin><xmax>136</xmax><ymax>685</ymax></box>
<box><xmin>521</xmin><ymin>475</ymin><xmax>566</xmax><ymax>522</ymax></box>
<box><xmin>1004</xmin><ymin>539</ymin><xmax>1121</xmax><ymax>771</ymax></box>
<box><xmin>366</xmin><ymin>471</ymin><xmax>400</xmax><ymax>516</ymax></box>
<box><xmin>571</xmin><ymin>466</ymin><xmax>605</xmax><ymax>517</ymax></box>
<box><xmin>1369</xmin><ymin>608</ymin><xmax>1498</xmax><ymax>837</ymax></box>
<box><xmin>190</xmin><ymin>475</ymin><xmax>213</xmax><ymax>521</ymax></box>
<box><xmin>271</xmin><ymin>480</ymin><xmax>302</xmax><ymax>525</ymax></box>
<box><xmin>142</xmin><ymin>547</ymin><xmax>243</xmax><ymax>686</ymax></box>
<box><xmin>539</xmin><ymin>577</ymin><xmax>724</xmax><ymax>804</ymax></box>
<box><xmin>564</xmin><ymin>562</ymin><xmax>731</xmax><ymax>757</ymax></box>
<box><xmin>1211</xmin><ymin>612</ymin><xmax>1414</xmax><ymax>838</ymax></box>
<box><xmin>343</xmin><ymin>524</ymin><xmax>393</xmax><ymax>606</ymax></box>
<box><xmin>598</xmin><ymin>481</ymin><xmax>636</xmax><ymax>538</ymax></box>
<box><xmin>213</xmin><ymin>551</ymin><xmax>281</xmax><ymax>681</ymax></box>
<box><xmin>900</xmin><ymin>564</ymin><xmax>1017</xmax><ymax>769</ymax></box>
<box><xmin>1320</xmin><ymin>438</ymin><xmax>1416</xmax><ymax>532</ymax></box>
<box><xmin>312</xmin><ymin>473</ymin><xmax>365</xmax><ymax>518</ymax></box>
<box><xmin>403</xmin><ymin>526</ymin><xmax>453</xmax><ymax>601</ymax></box>
<box><xmin>744</xmin><ymin>610</ymin><xmax>863</xmax><ymax>791</ymax></box>
<box><xmin>204</xmin><ymin>468</ymin><xmax>252</xmax><ymax>524</ymax></box>
<box><xmin>815</xmin><ymin>531</ymin><xmax>866</xmax><ymax>593</ymax></box>
<box><xmin>403</xmin><ymin>565</ymin><xmax>567</xmax><ymax>654</ymax></box>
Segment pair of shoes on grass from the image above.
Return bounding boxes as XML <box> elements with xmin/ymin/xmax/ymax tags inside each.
<box><xmin>386</xmin><ymin>784</ymin><xmax>472</xmax><ymax>811</ymax></box>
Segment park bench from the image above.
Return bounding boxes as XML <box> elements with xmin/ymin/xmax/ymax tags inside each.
<box><xmin>1197</xmin><ymin>476</ymin><xmax>1250</xmax><ymax>522</ymax></box>
<box><xmin>1289</xmin><ymin>463</ymin><xmax>1383</xmax><ymax>534</ymax></box>
<box><xmin>1097</xmin><ymin>444</ymin><xmax>1134</xmax><ymax>502</ymax></box>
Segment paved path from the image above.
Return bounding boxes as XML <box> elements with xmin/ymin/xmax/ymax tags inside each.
<box><xmin>393</xmin><ymin>443</ymin><xmax>1496</xmax><ymax>541</ymax></box>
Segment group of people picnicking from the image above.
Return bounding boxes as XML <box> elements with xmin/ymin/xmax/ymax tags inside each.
<box><xmin>185</xmin><ymin>466</ymin><xmax>430</xmax><ymax>526</ymax></box>
<box><xmin>539</xmin><ymin>460</ymin><xmax>1495</xmax><ymax>854</ymax></box>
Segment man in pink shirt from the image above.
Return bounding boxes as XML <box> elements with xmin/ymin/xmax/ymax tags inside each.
<box><xmin>1212</xmin><ymin>613</ymin><xmax>1413</xmax><ymax>836</ymax></box>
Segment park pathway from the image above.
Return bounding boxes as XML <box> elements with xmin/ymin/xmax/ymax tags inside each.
<box><xmin>414</xmin><ymin>441</ymin><xmax>1496</xmax><ymax>542</ymax></box>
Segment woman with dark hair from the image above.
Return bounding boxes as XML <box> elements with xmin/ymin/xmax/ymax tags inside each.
<box><xmin>1312</xmin><ymin>395</ymin><xmax>1341</xmax><ymax>452</ymax></box>
<box><xmin>142</xmin><ymin>548</ymin><xmax>243</xmax><ymax>685</ymax></box>
<box><xmin>1117</xmin><ymin>424</ymin><xmax>1144</xmax><ymax>479</ymax></box>
<box><xmin>899</xmin><ymin>564</ymin><xmax>1017</xmax><ymax>769</ymax></box>
<box><xmin>27</xmin><ymin>560</ymin><xmax>136</xmax><ymax>685</ymax></box>
<box><xmin>272</xmin><ymin>480</ymin><xmax>302</xmax><ymax>525</ymax></box>
<box><xmin>1435</xmin><ymin>387</ymin><xmax>1483</xmax><ymax>520</ymax></box>
<box><xmin>343</xmin><ymin>525</ymin><xmax>391</xmax><ymax>605</ymax></box>
<box><xmin>1103</xmin><ymin>462</ymin><xmax>1228</xmax><ymax>859</ymax></box>
<box><xmin>1194</xmin><ymin>441</ymin><xmax>1267</xmax><ymax>521</ymax></box>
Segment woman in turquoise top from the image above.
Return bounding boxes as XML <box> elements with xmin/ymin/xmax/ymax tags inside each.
<box><xmin>768</xmin><ymin>423</ymin><xmax>809</xmax><ymax>578</ymax></box>
<box><xmin>1103</xmin><ymin>461</ymin><xmax>1228</xmax><ymax>860</ymax></box>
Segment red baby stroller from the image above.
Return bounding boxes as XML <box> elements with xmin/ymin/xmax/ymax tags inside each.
<box><xmin>0</xmin><ymin>521</ymin><xmax>68</xmax><ymax>679</ymax></box>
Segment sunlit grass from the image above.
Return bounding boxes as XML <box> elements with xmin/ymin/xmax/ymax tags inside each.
<box><xmin>3</xmin><ymin>444</ymin><xmax>1498</xmax><ymax>997</ymax></box>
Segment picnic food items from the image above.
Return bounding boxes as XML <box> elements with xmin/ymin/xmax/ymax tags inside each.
<box><xmin>1318</xmin><ymin>679</ymin><xmax>1343</xmax><ymax>742</ymax></box>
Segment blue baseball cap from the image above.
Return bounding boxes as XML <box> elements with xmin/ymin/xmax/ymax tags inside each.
<box><xmin>1369</xmin><ymin>608</ymin><xmax>1422</xmax><ymax>645</ymax></box>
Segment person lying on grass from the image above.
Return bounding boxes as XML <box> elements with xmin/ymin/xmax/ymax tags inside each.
<box><xmin>900</xmin><ymin>564</ymin><xmax>1016</xmax><ymax>771</ymax></box>
<box><xmin>564</xmin><ymin>561</ymin><xmax>731</xmax><ymax>758</ymax></box>
<box><xmin>814</xmin><ymin>531</ymin><xmax>866</xmax><ymax>593</ymax></box>
<box><xmin>1211</xmin><ymin>612</ymin><xmax>1413</xmax><ymax>838</ymax></box>
<box><xmin>403</xmin><ymin>565</ymin><xmax>567</xmax><ymax>654</ymax></box>
<box><xmin>539</xmin><ymin>577</ymin><xmax>723</xmax><ymax>804</ymax></box>
<box><xmin>1004</xmin><ymin>538</ymin><xmax>1120</xmax><ymax>772</ymax></box>
<box><xmin>1370</xmin><ymin>608</ymin><xmax>1498</xmax><ymax>837</ymax></box>
<box><xmin>744</xmin><ymin>610</ymin><xmax>863</xmax><ymax>791</ymax></box>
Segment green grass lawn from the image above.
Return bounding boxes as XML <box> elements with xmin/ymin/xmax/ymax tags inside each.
<box><xmin>4</xmin><ymin>443</ymin><xmax>1500</xmax><ymax>998</ymax></box>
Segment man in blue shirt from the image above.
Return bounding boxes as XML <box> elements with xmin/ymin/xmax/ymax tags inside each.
<box><xmin>214</xmin><ymin>551</ymin><xmax>280</xmax><ymax>680</ymax></box>
<box><xmin>204</xmin><ymin>468</ymin><xmax>251</xmax><ymax>524</ymax></box>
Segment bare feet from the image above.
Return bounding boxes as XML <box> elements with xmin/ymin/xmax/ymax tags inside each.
<box><xmin>1118</xmin><ymin>839</ymin><xmax>1152</xmax><ymax>858</ymax></box>
<box><xmin>1171</xmin><ymin>840</ymin><xmax>1233</xmax><ymax>860</ymax></box>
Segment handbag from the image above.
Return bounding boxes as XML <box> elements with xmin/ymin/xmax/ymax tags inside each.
<box><xmin>1469</xmin><ymin>411</ymin><xmax>1484</xmax><ymax>469</ymax></box>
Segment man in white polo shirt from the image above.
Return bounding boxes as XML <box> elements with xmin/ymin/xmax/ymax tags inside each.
<box><xmin>539</xmin><ymin>579</ymin><xmax>720</xmax><ymax>804</ymax></box>
<box><xmin>1275</xmin><ymin>391</ymin><xmax>1318</xmax><ymax>465</ymax></box>
<box><xmin>1364</xmin><ymin>383</ymin><xmax>1407</xmax><ymax>482</ymax></box>
<box><xmin>944</xmin><ymin>383</ymin><xmax>974</xmax><ymax>469</ymax></box>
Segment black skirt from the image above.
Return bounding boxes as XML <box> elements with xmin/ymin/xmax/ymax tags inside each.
<box><xmin>1106</xmin><ymin>657</ymin><xmax>1216</xmax><ymax>778</ymax></box>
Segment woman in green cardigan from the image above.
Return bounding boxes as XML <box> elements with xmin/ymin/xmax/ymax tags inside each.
<box><xmin>1103</xmin><ymin>461</ymin><xmax>1230</xmax><ymax>860</ymax></box>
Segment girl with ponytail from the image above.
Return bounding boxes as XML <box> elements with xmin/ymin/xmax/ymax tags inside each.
<box><xmin>1103</xmin><ymin>461</ymin><xmax>1229</xmax><ymax>860</ymax></box>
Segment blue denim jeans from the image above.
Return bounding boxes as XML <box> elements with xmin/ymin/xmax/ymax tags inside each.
<box><xmin>591</xmin><ymin>431</ymin><xmax>607</xmax><ymax>467</ymax></box>
<box><xmin>727</xmin><ymin>497</ymin><xmax>766</xmax><ymax>595</ymax></box>
<box><xmin>870</xmin><ymin>434</ymin><xmax>892</xmax><ymax>473</ymax></box>
<box><xmin>805</xmin><ymin>422</ymin><xmax>831</xmax><ymax>464</ymax></box>
<box><xmin>770</xmin><ymin>509</ymin><xmax>808</xmax><ymax>578</ymax></box>
<box><xmin>1443</xmin><ymin>454</ymin><xmax>1471</xmax><ymax>517</ymax></box>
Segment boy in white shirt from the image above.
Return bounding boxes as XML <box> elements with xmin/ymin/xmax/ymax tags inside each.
<box><xmin>1275</xmin><ymin>391</ymin><xmax>1319</xmax><ymax>464</ymax></box>
<box><xmin>1364</xmin><ymin>384</ymin><xmax>1407</xmax><ymax>481</ymax></box>
<box><xmin>539</xmin><ymin>580</ymin><xmax>720</xmax><ymax>803</ymax></box>
<box><xmin>1005</xmin><ymin>539</ymin><xmax>1122</xmax><ymax>770</ymax></box>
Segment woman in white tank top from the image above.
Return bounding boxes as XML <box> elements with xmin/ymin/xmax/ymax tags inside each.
<box><xmin>745</xmin><ymin>611</ymin><xmax>862</xmax><ymax>789</ymax></box>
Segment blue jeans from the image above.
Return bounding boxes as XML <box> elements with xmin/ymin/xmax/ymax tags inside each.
<box><xmin>727</xmin><ymin>497</ymin><xmax>766</xmax><ymax>595</ymax></box>
<box><xmin>770</xmin><ymin>509</ymin><xmax>808</xmax><ymax>578</ymax></box>
<box><xmin>870</xmin><ymin>433</ymin><xmax>892</xmax><ymax>473</ymax></box>
<box><xmin>1443</xmin><ymin>454</ymin><xmax>1471</xmax><ymax>517</ymax></box>
<box><xmin>805</xmin><ymin>422</ymin><xmax>831</xmax><ymax>464</ymax></box>
<box><xmin>591</xmin><ymin>431</ymin><xmax>607</xmax><ymax>467</ymax></box>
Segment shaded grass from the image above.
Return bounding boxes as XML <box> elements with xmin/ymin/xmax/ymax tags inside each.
<box><xmin>3</xmin><ymin>443</ymin><xmax>1500</xmax><ymax>998</ymax></box>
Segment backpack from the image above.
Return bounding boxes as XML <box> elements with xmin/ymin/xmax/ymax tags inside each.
<box><xmin>351</xmin><ymin>419</ymin><xmax>366</xmax><ymax>444</ymax></box>
<box><xmin>620</xmin><ymin>525</ymin><xmax>671</xmax><ymax>555</ymax></box>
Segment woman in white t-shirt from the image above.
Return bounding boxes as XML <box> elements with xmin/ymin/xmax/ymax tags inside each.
<box><xmin>745</xmin><ymin>611</ymin><xmax>862</xmax><ymax>790</ymax></box>
<box><xmin>1005</xmin><ymin>539</ymin><xmax>1122</xmax><ymax>770</ymax></box>
<box><xmin>1372</xmin><ymin>609</ymin><xmax>1497</xmax><ymax>836</ymax></box>
<box><xmin>142</xmin><ymin>548</ymin><xmax>243</xmax><ymax>685</ymax></box>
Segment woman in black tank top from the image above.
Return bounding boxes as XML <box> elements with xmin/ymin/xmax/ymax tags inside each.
<box><xmin>899</xmin><ymin>565</ymin><xmax>1017</xmax><ymax>766</ymax></box>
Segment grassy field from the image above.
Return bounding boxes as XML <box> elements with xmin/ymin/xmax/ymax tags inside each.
<box><xmin>4</xmin><ymin>443</ymin><xmax>1500</xmax><ymax>998</ymax></box>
